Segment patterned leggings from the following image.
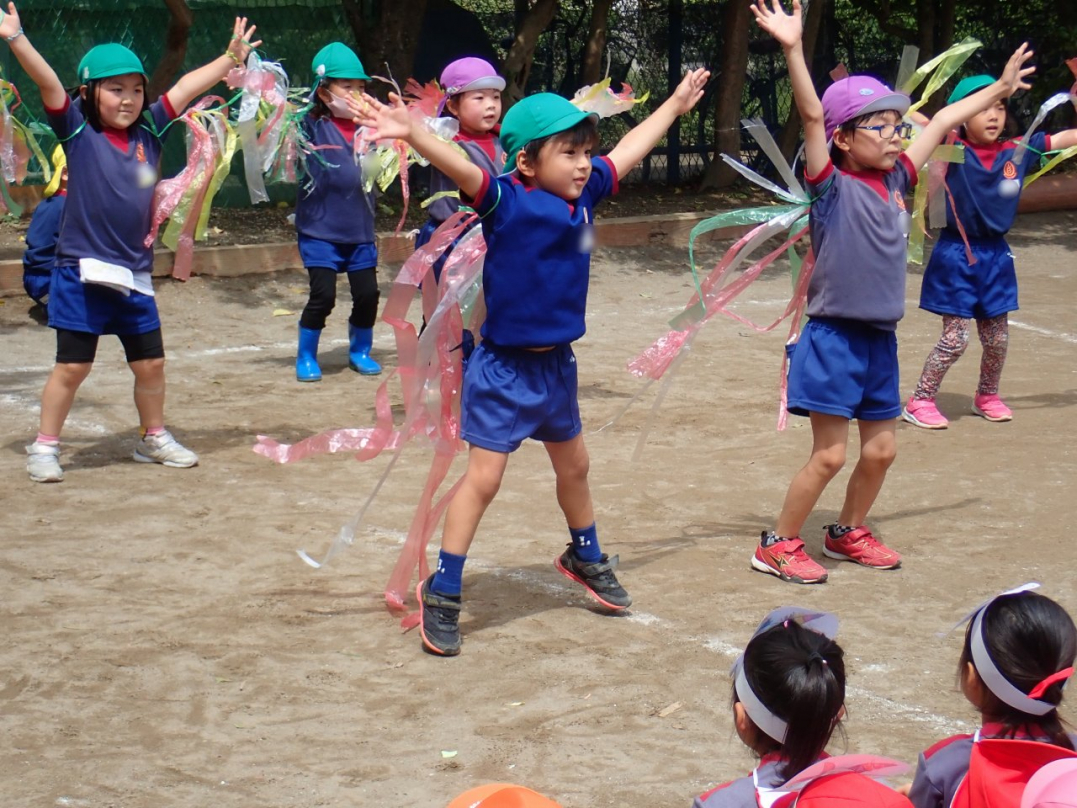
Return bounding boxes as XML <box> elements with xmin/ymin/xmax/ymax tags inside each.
<box><xmin>913</xmin><ymin>314</ymin><xmax>1009</xmax><ymax>400</ymax></box>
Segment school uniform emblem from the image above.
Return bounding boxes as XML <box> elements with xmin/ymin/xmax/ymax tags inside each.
<box><xmin>893</xmin><ymin>191</ymin><xmax>906</xmax><ymax>211</ymax></box>
<box><xmin>1002</xmin><ymin>160</ymin><xmax>1017</xmax><ymax>179</ymax></box>
<box><xmin>134</xmin><ymin>143</ymin><xmax>157</xmax><ymax>188</ymax></box>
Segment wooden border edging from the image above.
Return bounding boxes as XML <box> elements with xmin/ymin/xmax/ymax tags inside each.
<box><xmin>3</xmin><ymin>173</ymin><xmax>1075</xmax><ymax>298</ymax></box>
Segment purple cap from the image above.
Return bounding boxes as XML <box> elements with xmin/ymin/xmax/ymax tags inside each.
<box><xmin>437</xmin><ymin>57</ymin><xmax>506</xmax><ymax>115</ymax></box>
<box><xmin>821</xmin><ymin>76</ymin><xmax>910</xmax><ymax>138</ymax></box>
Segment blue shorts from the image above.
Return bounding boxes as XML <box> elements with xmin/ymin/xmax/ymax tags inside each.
<box><xmin>787</xmin><ymin>318</ymin><xmax>901</xmax><ymax>421</ymax></box>
<box><xmin>920</xmin><ymin>232</ymin><xmax>1018</xmax><ymax>319</ymax></box>
<box><xmin>23</xmin><ymin>266</ymin><xmax>51</xmax><ymax>303</ymax></box>
<box><xmin>48</xmin><ymin>264</ymin><xmax>161</xmax><ymax>335</ymax></box>
<box><xmin>297</xmin><ymin>235</ymin><xmax>377</xmax><ymax>272</ymax></box>
<box><xmin>460</xmin><ymin>341</ymin><xmax>582</xmax><ymax>453</ymax></box>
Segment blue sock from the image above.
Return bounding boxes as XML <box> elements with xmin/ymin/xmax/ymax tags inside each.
<box><xmin>570</xmin><ymin>523</ymin><xmax>602</xmax><ymax>563</ymax></box>
<box><xmin>431</xmin><ymin>549</ymin><xmax>466</xmax><ymax>596</ymax></box>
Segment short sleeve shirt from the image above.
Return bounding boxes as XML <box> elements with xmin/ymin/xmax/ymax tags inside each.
<box><xmin>294</xmin><ymin>115</ymin><xmax>376</xmax><ymax>245</ymax></box>
<box><xmin>427</xmin><ymin>130</ymin><xmax>505</xmax><ymax>223</ymax></box>
<box><xmin>804</xmin><ymin>153</ymin><xmax>918</xmax><ymax>331</ymax></box>
<box><xmin>465</xmin><ymin>156</ymin><xmax>618</xmax><ymax>348</ymax></box>
<box><xmin>48</xmin><ymin>96</ymin><xmax>175</xmax><ymax>273</ymax></box>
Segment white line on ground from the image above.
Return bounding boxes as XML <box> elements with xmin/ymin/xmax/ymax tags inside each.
<box><xmin>1009</xmin><ymin>320</ymin><xmax>1077</xmax><ymax>344</ymax></box>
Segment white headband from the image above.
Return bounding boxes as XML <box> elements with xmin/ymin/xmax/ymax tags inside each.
<box><xmin>733</xmin><ymin>607</ymin><xmax>840</xmax><ymax>745</ymax></box>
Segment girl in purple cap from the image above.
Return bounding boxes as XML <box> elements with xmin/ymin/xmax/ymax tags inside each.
<box><xmin>414</xmin><ymin>57</ymin><xmax>507</xmax><ymax>285</ymax></box>
<box><xmin>750</xmin><ymin>0</ymin><xmax>1034</xmax><ymax>584</ymax></box>
<box><xmin>903</xmin><ymin>76</ymin><xmax>1077</xmax><ymax>430</ymax></box>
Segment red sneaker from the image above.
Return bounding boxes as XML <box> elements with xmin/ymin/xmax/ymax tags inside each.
<box><xmin>752</xmin><ymin>534</ymin><xmax>828</xmax><ymax>584</ymax></box>
<box><xmin>822</xmin><ymin>525</ymin><xmax>902</xmax><ymax>569</ymax></box>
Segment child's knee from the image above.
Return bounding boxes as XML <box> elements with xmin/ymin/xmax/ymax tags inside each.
<box><xmin>465</xmin><ymin>464</ymin><xmax>504</xmax><ymax>503</ymax></box>
<box><xmin>940</xmin><ymin>329</ymin><xmax>970</xmax><ymax>355</ymax></box>
<box><xmin>861</xmin><ymin>438</ymin><xmax>897</xmax><ymax>470</ymax></box>
<box><xmin>131</xmin><ymin>356</ymin><xmax>166</xmax><ymax>378</ymax></box>
<box><xmin>979</xmin><ymin>327</ymin><xmax>1008</xmax><ymax>351</ymax></box>
<box><xmin>810</xmin><ymin>445</ymin><xmax>846</xmax><ymax>478</ymax></box>
<box><xmin>55</xmin><ymin>362</ymin><xmax>93</xmax><ymax>386</ymax></box>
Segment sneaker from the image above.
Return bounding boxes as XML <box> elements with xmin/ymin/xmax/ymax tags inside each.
<box><xmin>554</xmin><ymin>546</ymin><xmax>632</xmax><ymax>610</ymax></box>
<box><xmin>822</xmin><ymin>525</ymin><xmax>901</xmax><ymax>569</ymax></box>
<box><xmin>416</xmin><ymin>575</ymin><xmax>462</xmax><ymax>656</ymax></box>
<box><xmin>133</xmin><ymin>430</ymin><xmax>199</xmax><ymax>468</ymax></box>
<box><xmin>751</xmin><ymin>533</ymin><xmax>828</xmax><ymax>584</ymax></box>
<box><xmin>26</xmin><ymin>442</ymin><xmax>64</xmax><ymax>483</ymax></box>
<box><xmin>973</xmin><ymin>393</ymin><xmax>1012</xmax><ymax>422</ymax></box>
<box><xmin>903</xmin><ymin>397</ymin><xmax>949</xmax><ymax>429</ymax></box>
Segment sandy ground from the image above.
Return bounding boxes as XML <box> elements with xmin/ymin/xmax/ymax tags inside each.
<box><xmin>2</xmin><ymin>211</ymin><xmax>1076</xmax><ymax>808</ymax></box>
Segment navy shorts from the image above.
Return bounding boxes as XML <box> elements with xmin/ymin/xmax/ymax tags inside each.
<box><xmin>48</xmin><ymin>264</ymin><xmax>161</xmax><ymax>335</ymax></box>
<box><xmin>297</xmin><ymin>235</ymin><xmax>377</xmax><ymax>272</ymax></box>
<box><xmin>787</xmin><ymin>318</ymin><xmax>901</xmax><ymax>421</ymax></box>
<box><xmin>460</xmin><ymin>341</ymin><xmax>582</xmax><ymax>453</ymax></box>
<box><xmin>23</xmin><ymin>266</ymin><xmax>51</xmax><ymax>303</ymax></box>
<box><xmin>920</xmin><ymin>232</ymin><xmax>1018</xmax><ymax>319</ymax></box>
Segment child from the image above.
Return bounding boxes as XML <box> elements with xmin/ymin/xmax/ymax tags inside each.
<box><xmin>749</xmin><ymin>0</ymin><xmax>1034</xmax><ymax>584</ymax></box>
<box><xmin>22</xmin><ymin>145</ymin><xmax>67</xmax><ymax>309</ymax></box>
<box><xmin>295</xmin><ymin>41</ymin><xmax>381</xmax><ymax>381</ymax></box>
<box><xmin>414</xmin><ymin>56</ymin><xmax>505</xmax><ymax>283</ymax></box>
<box><xmin>3</xmin><ymin>3</ymin><xmax>260</xmax><ymax>482</ymax></box>
<box><xmin>903</xmin><ymin>76</ymin><xmax>1077</xmax><ymax>429</ymax></box>
<box><xmin>356</xmin><ymin>69</ymin><xmax>709</xmax><ymax>655</ymax></box>
<box><xmin>907</xmin><ymin>587</ymin><xmax>1077</xmax><ymax>808</ymax></box>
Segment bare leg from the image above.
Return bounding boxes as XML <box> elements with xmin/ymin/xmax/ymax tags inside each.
<box><xmin>129</xmin><ymin>357</ymin><xmax>166</xmax><ymax>430</ymax></box>
<box><xmin>39</xmin><ymin>362</ymin><xmax>93</xmax><ymax>436</ymax></box>
<box><xmin>774</xmin><ymin>413</ymin><xmax>849</xmax><ymax>538</ymax></box>
<box><xmin>838</xmin><ymin>418</ymin><xmax>897</xmax><ymax>526</ymax></box>
<box><xmin>544</xmin><ymin>434</ymin><xmax>594</xmax><ymax>529</ymax></box>
<box><xmin>440</xmin><ymin>445</ymin><xmax>510</xmax><ymax>556</ymax></box>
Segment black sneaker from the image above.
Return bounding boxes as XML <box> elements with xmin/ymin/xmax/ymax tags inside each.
<box><xmin>416</xmin><ymin>575</ymin><xmax>462</xmax><ymax>656</ymax></box>
<box><xmin>554</xmin><ymin>545</ymin><xmax>632</xmax><ymax>610</ymax></box>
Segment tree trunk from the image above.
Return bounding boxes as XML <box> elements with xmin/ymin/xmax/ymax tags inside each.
<box><xmin>342</xmin><ymin>0</ymin><xmax>429</xmax><ymax>87</ymax></box>
<box><xmin>916</xmin><ymin>0</ymin><xmax>936</xmax><ymax>60</ymax></box>
<box><xmin>778</xmin><ymin>0</ymin><xmax>828</xmax><ymax>163</ymax></box>
<box><xmin>149</xmin><ymin>0</ymin><xmax>193</xmax><ymax>100</ymax></box>
<box><xmin>936</xmin><ymin>0</ymin><xmax>956</xmax><ymax>52</ymax></box>
<box><xmin>580</xmin><ymin>0</ymin><xmax>614</xmax><ymax>86</ymax></box>
<box><xmin>502</xmin><ymin>0</ymin><xmax>560</xmax><ymax>108</ymax></box>
<box><xmin>700</xmin><ymin>0</ymin><xmax>751</xmax><ymax>189</ymax></box>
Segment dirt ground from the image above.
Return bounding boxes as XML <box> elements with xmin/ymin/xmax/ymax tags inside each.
<box><xmin>2</xmin><ymin>211</ymin><xmax>1076</xmax><ymax>808</ymax></box>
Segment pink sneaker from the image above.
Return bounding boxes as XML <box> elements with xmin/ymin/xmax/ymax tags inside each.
<box><xmin>822</xmin><ymin>526</ymin><xmax>902</xmax><ymax>570</ymax></box>
<box><xmin>902</xmin><ymin>396</ymin><xmax>949</xmax><ymax>429</ymax></box>
<box><xmin>973</xmin><ymin>393</ymin><xmax>1012</xmax><ymax>422</ymax></box>
<box><xmin>752</xmin><ymin>534</ymin><xmax>828</xmax><ymax>584</ymax></box>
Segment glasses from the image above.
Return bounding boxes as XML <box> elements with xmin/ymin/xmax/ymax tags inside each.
<box><xmin>855</xmin><ymin>122</ymin><xmax>914</xmax><ymax>140</ymax></box>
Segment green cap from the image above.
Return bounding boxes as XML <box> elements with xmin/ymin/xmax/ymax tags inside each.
<box><xmin>947</xmin><ymin>74</ymin><xmax>996</xmax><ymax>105</ymax></box>
<box><xmin>77</xmin><ymin>44</ymin><xmax>146</xmax><ymax>84</ymax></box>
<box><xmin>312</xmin><ymin>42</ymin><xmax>371</xmax><ymax>81</ymax></box>
<box><xmin>500</xmin><ymin>93</ymin><xmax>597</xmax><ymax>163</ymax></box>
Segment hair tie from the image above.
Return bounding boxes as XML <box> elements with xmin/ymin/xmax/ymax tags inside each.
<box><xmin>1028</xmin><ymin>666</ymin><xmax>1075</xmax><ymax>700</ymax></box>
<box><xmin>807</xmin><ymin>650</ymin><xmax>828</xmax><ymax>666</ymax></box>
<box><xmin>783</xmin><ymin>620</ymin><xmax>790</xmax><ymax>628</ymax></box>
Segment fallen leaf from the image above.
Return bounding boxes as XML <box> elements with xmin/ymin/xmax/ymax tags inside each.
<box><xmin>508</xmin><ymin>701</ymin><xmax>524</xmax><ymax>707</ymax></box>
<box><xmin>272</xmin><ymin>308</ymin><xmax>295</xmax><ymax>317</ymax></box>
<box><xmin>440</xmin><ymin>750</ymin><xmax>458</xmax><ymax>759</ymax></box>
<box><xmin>657</xmin><ymin>701</ymin><xmax>683</xmax><ymax>718</ymax></box>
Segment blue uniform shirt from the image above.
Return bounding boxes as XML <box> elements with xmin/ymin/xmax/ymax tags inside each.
<box><xmin>426</xmin><ymin>130</ymin><xmax>505</xmax><ymax>223</ymax></box>
<box><xmin>942</xmin><ymin>133</ymin><xmax>1051</xmax><ymax>240</ymax></box>
<box><xmin>22</xmin><ymin>193</ymin><xmax>66</xmax><ymax>301</ymax></box>
<box><xmin>294</xmin><ymin>115</ymin><xmax>376</xmax><ymax>245</ymax></box>
<box><xmin>465</xmin><ymin>156</ymin><xmax>618</xmax><ymax>348</ymax></box>
<box><xmin>47</xmin><ymin>96</ymin><xmax>175</xmax><ymax>274</ymax></box>
<box><xmin>805</xmin><ymin>153</ymin><xmax>917</xmax><ymax>331</ymax></box>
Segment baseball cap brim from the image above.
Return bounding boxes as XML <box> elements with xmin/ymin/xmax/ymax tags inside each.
<box><xmin>852</xmin><ymin>92</ymin><xmax>911</xmax><ymax>121</ymax></box>
<box><xmin>505</xmin><ymin>109</ymin><xmax>597</xmax><ymax>159</ymax></box>
<box><xmin>437</xmin><ymin>76</ymin><xmax>507</xmax><ymax>115</ymax></box>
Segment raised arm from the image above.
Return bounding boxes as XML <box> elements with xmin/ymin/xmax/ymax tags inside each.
<box><xmin>165</xmin><ymin>17</ymin><xmax>260</xmax><ymax>113</ymax></box>
<box><xmin>903</xmin><ymin>43</ymin><xmax>1036</xmax><ymax>172</ymax></box>
<box><xmin>1</xmin><ymin>3</ymin><xmax>66</xmax><ymax>110</ymax></box>
<box><xmin>353</xmin><ymin>91</ymin><xmax>484</xmax><ymax>199</ymax></box>
<box><xmin>605</xmin><ymin>68</ymin><xmax>709</xmax><ymax>178</ymax></box>
<box><xmin>1050</xmin><ymin>128</ymin><xmax>1077</xmax><ymax>150</ymax></box>
<box><xmin>752</xmin><ymin>0</ymin><xmax>829</xmax><ymax>177</ymax></box>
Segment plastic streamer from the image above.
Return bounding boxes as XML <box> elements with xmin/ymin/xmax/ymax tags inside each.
<box><xmin>571</xmin><ymin>77</ymin><xmax>649</xmax><ymax>117</ymax></box>
<box><xmin>227</xmin><ymin>52</ymin><xmax>288</xmax><ymax>203</ymax></box>
<box><xmin>1012</xmin><ymin>92</ymin><xmax>1075</xmax><ymax>167</ymax></box>
<box><xmin>901</xmin><ymin>37</ymin><xmax>982</xmax><ymax>113</ymax></box>
<box><xmin>0</xmin><ymin>68</ymin><xmax>42</xmax><ymax>217</ymax></box>
<box><xmin>255</xmin><ymin>211</ymin><xmax>489</xmax><ymax>625</ymax></box>
<box><xmin>621</xmin><ymin>120</ymin><xmax>815</xmax><ymax>449</ymax></box>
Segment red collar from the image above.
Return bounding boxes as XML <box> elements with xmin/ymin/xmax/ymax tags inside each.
<box><xmin>103</xmin><ymin>126</ymin><xmax>130</xmax><ymax>152</ymax></box>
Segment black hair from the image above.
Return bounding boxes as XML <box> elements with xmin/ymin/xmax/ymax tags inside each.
<box><xmin>830</xmin><ymin>109</ymin><xmax>902</xmax><ymax>166</ymax></box>
<box><xmin>733</xmin><ymin>621</ymin><xmax>847</xmax><ymax>779</ymax></box>
<box><xmin>310</xmin><ymin>78</ymin><xmax>365</xmax><ymax>120</ymax></box>
<box><xmin>77</xmin><ymin>75</ymin><xmax>150</xmax><ymax>131</ymax></box>
<box><xmin>957</xmin><ymin>99</ymin><xmax>1020</xmax><ymax>143</ymax></box>
<box><xmin>521</xmin><ymin>116</ymin><xmax>600</xmax><ymax>166</ymax></box>
<box><xmin>959</xmin><ymin>591</ymin><xmax>1077</xmax><ymax>750</ymax></box>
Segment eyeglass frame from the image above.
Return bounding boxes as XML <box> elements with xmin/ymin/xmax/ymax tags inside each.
<box><xmin>855</xmin><ymin>122</ymin><xmax>915</xmax><ymax>140</ymax></box>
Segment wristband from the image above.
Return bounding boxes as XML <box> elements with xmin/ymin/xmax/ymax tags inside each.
<box><xmin>5</xmin><ymin>27</ymin><xmax>25</xmax><ymax>43</ymax></box>
<box><xmin>225</xmin><ymin>49</ymin><xmax>242</xmax><ymax>65</ymax></box>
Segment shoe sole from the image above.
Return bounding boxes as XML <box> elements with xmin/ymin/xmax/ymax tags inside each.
<box><xmin>821</xmin><ymin>545</ymin><xmax>901</xmax><ymax>569</ymax></box>
<box><xmin>972</xmin><ymin>405</ymin><xmax>1012</xmax><ymax>422</ymax></box>
<box><xmin>132</xmin><ymin>451</ymin><xmax>198</xmax><ymax>468</ymax></box>
<box><xmin>750</xmin><ymin>553</ymin><xmax>827</xmax><ymax>584</ymax></box>
<box><xmin>414</xmin><ymin>580</ymin><xmax>460</xmax><ymax>657</ymax></box>
<box><xmin>554</xmin><ymin>556</ymin><xmax>631</xmax><ymax>610</ymax></box>
<box><xmin>297</xmin><ymin>376</ymin><xmax>321</xmax><ymax>382</ymax></box>
<box><xmin>349</xmin><ymin>363</ymin><xmax>382</xmax><ymax>376</ymax></box>
<box><xmin>902</xmin><ymin>407</ymin><xmax>948</xmax><ymax>429</ymax></box>
<box><xmin>28</xmin><ymin>472</ymin><xmax>63</xmax><ymax>483</ymax></box>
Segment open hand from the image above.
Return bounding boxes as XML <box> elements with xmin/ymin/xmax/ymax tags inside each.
<box><xmin>226</xmin><ymin>17</ymin><xmax>262</xmax><ymax>65</ymax></box>
<box><xmin>0</xmin><ymin>2</ymin><xmax>23</xmax><ymax>40</ymax></box>
<box><xmin>670</xmin><ymin>68</ymin><xmax>710</xmax><ymax>115</ymax></box>
<box><xmin>998</xmin><ymin>42</ymin><xmax>1036</xmax><ymax>98</ymax></box>
<box><xmin>750</xmin><ymin>0</ymin><xmax>803</xmax><ymax>50</ymax></box>
<box><xmin>353</xmin><ymin>92</ymin><xmax>412</xmax><ymax>142</ymax></box>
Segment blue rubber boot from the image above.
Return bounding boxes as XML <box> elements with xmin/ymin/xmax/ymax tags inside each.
<box><xmin>296</xmin><ymin>325</ymin><xmax>323</xmax><ymax>382</ymax></box>
<box><xmin>348</xmin><ymin>324</ymin><xmax>382</xmax><ymax>375</ymax></box>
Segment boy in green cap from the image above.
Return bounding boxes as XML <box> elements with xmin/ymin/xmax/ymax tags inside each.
<box><xmin>2</xmin><ymin>4</ymin><xmax>259</xmax><ymax>482</ymax></box>
<box><xmin>356</xmin><ymin>68</ymin><xmax>709</xmax><ymax>655</ymax></box>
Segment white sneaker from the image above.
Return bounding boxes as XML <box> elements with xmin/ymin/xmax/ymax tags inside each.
<box><xmin>133</xmin><ymin>430</ymin><xmax>199</xmax><ymax>468</ymax></box>
<box><xmin>26</xmin><ymin>442</ymin><xmax>64</xmax><ymax>482</ymax></box>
